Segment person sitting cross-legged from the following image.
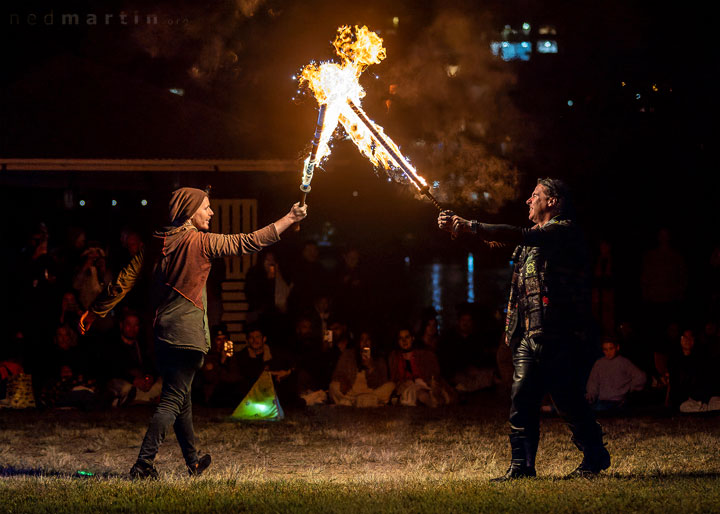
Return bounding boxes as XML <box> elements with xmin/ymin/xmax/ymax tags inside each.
<box><xmin>389</xmin><ymin>327</ymin><xmax>455</xmax><ymax>407</ymax></box>
<box><xmin>585</xmin><ymin>337</ymin><xmax>647</xmax><ymax>412</ymax></box>
<box><xmin>329</xmin><ymin>331</ymin><xmax>395</xmax><ymax>407</ymax></box>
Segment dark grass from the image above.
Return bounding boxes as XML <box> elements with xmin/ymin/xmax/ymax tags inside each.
<box><xmin>2</xmin><ymin>393</ymin><xmax>720</xmax><ymax>513</ymax></box>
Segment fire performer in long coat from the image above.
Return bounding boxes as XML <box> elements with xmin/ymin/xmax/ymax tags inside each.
<box><xmin>438</xmin><ymin>178</ymin><xmax>610</xmax><ymax>480</ymax></box>
<box><xmin>79</xmin><ymin>187</ymin><xmax>307</xmax><ymax>479</ymax></box>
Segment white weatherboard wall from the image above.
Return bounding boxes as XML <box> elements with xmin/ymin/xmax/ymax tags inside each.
<box><xmin>210</xmin><ymin>199</ymin><xmax>258</xmax><ymax>343</ymax></box>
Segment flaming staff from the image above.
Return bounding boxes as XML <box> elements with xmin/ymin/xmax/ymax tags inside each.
<box><xmin>298</xmin><ymin>25</ymin><xmax>443</xmax><ymax>211</ymax></box>
<box><xmin>299</xmin><ymin>104</ymin><xmax>327</xmax><ymax>206</ymax></box>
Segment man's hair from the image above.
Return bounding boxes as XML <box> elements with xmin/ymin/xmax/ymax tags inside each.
<box><xmin>537</xmin><ymin>178</ymin><xmax>573</xmax><ymax>216</ymax></box>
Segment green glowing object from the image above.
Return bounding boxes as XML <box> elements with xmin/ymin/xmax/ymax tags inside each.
<box><xmin>230</xmin><ymin>371</ymin><xmax>284</xmax><ymax>421</ymax></box>
<box><xmin>76</xmin><ymin>470</ymin><xmax>94</xmax><ymax>477</ymax></box>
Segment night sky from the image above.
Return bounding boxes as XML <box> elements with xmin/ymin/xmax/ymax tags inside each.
<box><xmin>2</xmin><ymin>0</ymin><xmax>716</xmax><ymax>317</ymax></box>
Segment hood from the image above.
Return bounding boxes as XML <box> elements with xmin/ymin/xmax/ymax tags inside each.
<box><xmin>153</xmin><ymin>224</ymin><xmax>196</xmax><ymax>255</ymax></box>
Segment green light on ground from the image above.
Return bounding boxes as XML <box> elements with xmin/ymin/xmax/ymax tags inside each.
<box><xmin>76</xmin><ymin>470</ymin><xmax>94</xmax><ymax>477</ymax></box>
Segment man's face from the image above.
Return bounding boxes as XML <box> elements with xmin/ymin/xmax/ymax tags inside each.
<box><xmin>330</xmin><ymin>322</ymin><xmax>346</xmax><ymax>341</ymax></box>
<box><xmin>398</xmin><ymin>329</ymin><xmax>414</xmax><ymax>351</ymax></box>
<box><xmin>602</xmin><ymin>342</ymin><xmax>619</xmax><ymax>360</ymax></box>
<box><xmin>191</xmin><ymin>197</ymin><xmax>214</xmax><ymax>231</ymax></box>
<box><xmin>247</xmin><ymin>330</ymin><xmax>266</xmax><ymax>352</ymax></box>
<box><xmin>458</xmin><ymin>314</ymin><xmax>473</xmax><ymax>336</ymax></box>
<box><xmin>214</xmin><ymin>333</ymin><xmax>229</xmax><ymax>352</ymax></box>
<box><xmin>55</xmin><ymin>327</ymin><xmax>75</xmax><ymax>351</ymax></box>
<box><xmin>120</xmin><ymin>315</ymin><xmax>140</xmax><ymax>341</ymax></box>
<box><xmin>296</xmin><ymin>319</ymin><xmax>312</xmax><ymax>338</ymax></box>
<box><xmin>526</xmin><ymin>184</ymin><xmax>555</xmax><ymax>225</ymax></box>
<box><xmin>680</xmin><ymin>330</ymin><xmax>695</xmax><ymax>352</ymax></box>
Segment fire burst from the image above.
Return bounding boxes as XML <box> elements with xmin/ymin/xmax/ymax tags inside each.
<box><xmin>299</xmin><ymin>25</ymin><xmax>441</xmax><ymax>209</ymax></box>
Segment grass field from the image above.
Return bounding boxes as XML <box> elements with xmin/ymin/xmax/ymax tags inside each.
<box><xmin>2</xmin><ymin>393</ymin><xmax>720</xmax><ymax>513</ymax></box>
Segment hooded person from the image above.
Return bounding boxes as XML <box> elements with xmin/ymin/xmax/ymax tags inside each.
<box><xmin>79</xmin><ymin>187</ymin><xmax>307</xmax><ymax>479</ymax></box>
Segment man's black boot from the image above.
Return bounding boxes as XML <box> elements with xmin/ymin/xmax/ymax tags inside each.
<box><xmin>565</xmin><ymin>438</ymin><xmax>611</xmax><ymax>479</ymax></box>
<box><xmin>491</xmin><ymin>433</ymin><xmax>537</xmax><ymax>482</ymax></box>
<box><xmin>188</xmin><ymin>454</ymin><xmax>212</xmax><ymax>477</ymax></box>
<box><xmin>129</xmin><ymin>459</ymin><xmax>159</xmax><ymax>480</ymax></box>
<box><xmin>491</xmin><ymin>462</ymin><xmax>537</xmax><ymax>482</ymax></box>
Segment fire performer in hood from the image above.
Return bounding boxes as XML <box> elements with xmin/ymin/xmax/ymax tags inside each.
<box><xmin>439</xmin><ymin>178</ymin><xmax>610</xmax><ymax>480</ymax></box>
<box><xmin>79</xmin><ymin>187</ymin><xmax>307</xmax><ymax>479</ymax></box>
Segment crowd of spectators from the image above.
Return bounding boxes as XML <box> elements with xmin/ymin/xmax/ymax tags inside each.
<box><xmin>2</xmin><ymin>222</ymin><xmax>719</xmax><ymax>417</ymax></box>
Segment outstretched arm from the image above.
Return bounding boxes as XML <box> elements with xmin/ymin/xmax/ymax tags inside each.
<box><xmin>79</xmin><ymin>248</ymin><xmax>145</xmax><ymax>334</ymax></box>
<box><xmin>273</xmin><ymin>202</ymin><xmax>308</xmax><ymax>235</ymax></box>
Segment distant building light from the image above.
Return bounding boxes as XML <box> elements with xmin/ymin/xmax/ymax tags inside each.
<box><xmin>483</xmin><ymin>192</ymin><xmax>491</xmax><ymax>200</ymax></box>
<box><xmin>392</xmin><ymin>16</ymin><xmax>399</xmax><ymax>27</ymax></box>
<box><xmin>433</xmin><ymin>181</ymin><xmax>440</xmax><ymax>189</ymax></box>
<box><xmin>404</xmin><ymin>256</ymin><xmax>410</xmax><ymax>265</ymax></box>
<box><xmin>621</xmin><ymin>81</ymin><xmax>626</xmax><ymax>87</ymax></box>
<box><xmin>568</xmin><ymin>100</ymin><xmax>574</xmax><ymax>106</ymax></box>
<box><xmin>536</xmin><ymin>40</ymin><xmax>558</xmax><ymax>53</ymax></box>
<box><xmin>446</xmin><ymin>64</ymin><xmax>459</xmax><ymax>77</ymax></box>
<box><xmin>491</xmin><ymin>41</ymin><xmax>532</xmax><ymax>61</ymax></box>
<box><xmin>111</xmin><ymin>199</ymin><xmax>118</xmax><ymax>206</ymax></box>
<box><xmin>141</xmin><ymin>199</ymin><xmax>148</xmax><ymax>206</ymax></box>
<box><xmin>652</xmin><ymin>84</ymin><xmax>659</xmax><ymax>92</ymax></box>
<box><xmin>522</xmin><ymin>22</ymin><xmax>531</xmax><ymax>32</ymax></box>
<box><xmin>467</xmin><ymin>253</ymin><xmax>475</xmax><ymax>303</ymax></box>
<box><xmin>79</xmin><ymin>200</ymin><xmax>86</xmax><ymax>207</ymax></box>
<box><xmin>538</xmin><ymin>25</ymin><xmax>557</xmax><ymax>35</ymax></box>
<box><xmin>352</xmin><ymin>191</ymin><xmax>358</xmax><ymax>197</ymax></box>
<box><xmin>635</xmin><ymin>93</ymin><xmax>642</xmax><ymax>100</ymax></box>
<box><xmin>169</xmin><ymin>88</ymin><xmax>184</xmax><ymax>96</ymax></box>
<box><xmin>470</xmin><ymin>192</ymin><xmax>479</xmax><ymax>201</ymax></box>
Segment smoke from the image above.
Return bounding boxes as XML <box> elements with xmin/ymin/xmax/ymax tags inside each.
<box><xmin>128</xmin><ymin>0</ymin><xmax>267</xmax><ymax>84</ymax></box>
<box><xmin>381</xmin><ymin>9</ymin><xmax>531</xmax><ymax>213</ymax></box>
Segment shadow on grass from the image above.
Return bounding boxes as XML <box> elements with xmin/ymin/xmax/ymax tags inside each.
<box><xmin>0</xmin><ymin>465</ymin><xmax>125</xmax><ymax>480</ymax></box>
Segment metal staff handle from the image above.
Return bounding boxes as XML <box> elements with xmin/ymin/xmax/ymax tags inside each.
<box><xmin>300</xmin><ymin>104</ymin><xmax>328</xmax><ymax>207</ymax></box>
<box><xmin>347</xmin><ymin>99</ymin><xmax>443</xmax><ymax>212</ymax></box>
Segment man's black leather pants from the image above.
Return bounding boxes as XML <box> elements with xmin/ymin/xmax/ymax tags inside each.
<box><xmin>508</xmin><ymin>335</ymin><xmax>605</xmax><ymax>470</ymax></box>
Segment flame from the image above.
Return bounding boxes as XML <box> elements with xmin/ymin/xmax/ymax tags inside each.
<box><xmin>300</xmin><ymin>25</ymin><xmax>427</xmax><ymax>190</ymax></box>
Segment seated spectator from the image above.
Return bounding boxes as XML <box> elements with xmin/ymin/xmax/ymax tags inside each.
<box><xmin>667</xmin><ymin>328</ymin><xmax>719</xmax><ymax>412</ymax></box>
<box><xmin>100</xmin><ymin>311</ymin><xmax>161</xmax><ymax>407</ymax></box>
<box><xmin>37</xmin><ymin>324</ymin><xmax>100</xmax><ymax>410</ymax></box>
<box><xmin>389</xmin><ymin>327</ymin><xmax>455</xmax><ymax>407</ymax></box>
<box><xmin>416</xmin><ymin>309</ymin><xmax>440</xmax><ymax>353</ymax></box>
<box><xmin>329</xmin><ymin>331</ymin><xmax>395</xmax><ymax>407</ymax></box>
<box><xmin>204</xmin><ymin>324</ymin><xmax>295</xmax><ymax>408</ymax></box>
<box><xmin>585</xmin><ymin>337</ymin><xmax>647</xmax><ymax>411</ymax></box>
<box><xmin>0</xmin><ymin>339</ymin><xmax>26</xmax><ymax>408</ymax></box>
<box><xmin>439</xmin><ymin>311</ymin><xmax>497</xmax><ymax>392</ymax></box>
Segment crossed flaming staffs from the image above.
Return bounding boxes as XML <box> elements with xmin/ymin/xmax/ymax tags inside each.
<box><xmin>298</xmin><ymin>100</ymin><xmax>443</xmax><ymax>212</ymax></box>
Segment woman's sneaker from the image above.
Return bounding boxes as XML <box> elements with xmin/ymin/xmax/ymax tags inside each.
<box><xmin>188</xmin><ymin>454</ymin><xmax>212</xmax><ymax>477</ymax></box>
<box><xmin>129</xmin><ymin>460</ymin><xmax>159</xmax><ymax>480</ymax></box>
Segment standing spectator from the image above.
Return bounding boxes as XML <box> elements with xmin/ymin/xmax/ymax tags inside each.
<box><xmin>73</xmin><ymin>245</ymin><xmax>113</xmax><ymax>311</ymax></box>
<box><xmin>288</xmin><ymin>241</ymin><xmax>329</xmax><ymax>316</ymax></box>
<box><xmin>591</xmin><ymin>240</ymin><xmax>616</xmax><ymax>337</ymax></box>
<box><xmin>245</xmin><ymin>251</ymin><xmax>292</xmax><ymax>342</ymax></box>
<box><xmin>585</xmin><ymin>337</ymin><xmax>646</xmax><ymax>411</ymax></box>
<box><xmin>641</xmin><ymin>228</ymin><xmax>688</xmax><ymax>339</ymax></box>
